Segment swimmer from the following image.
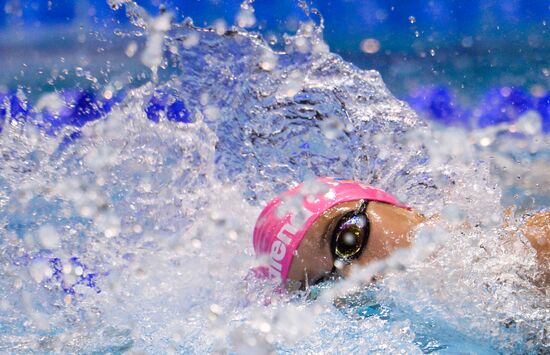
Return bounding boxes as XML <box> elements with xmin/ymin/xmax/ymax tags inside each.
<box><xmin>253</xmin><ymin>177</ymin><xmax>550</xmax><ymax>290</ymax></box>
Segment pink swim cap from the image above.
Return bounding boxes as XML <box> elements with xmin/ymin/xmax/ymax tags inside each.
<box><xmin>252</xmin><ymin>177</ymin><xmax>409</xmax><ymax>284</ymax></box>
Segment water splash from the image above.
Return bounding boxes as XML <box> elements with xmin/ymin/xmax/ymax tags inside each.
<box><xmin>0</xmin><ymin>2</ymin><xmax>548</xmax><ymax>353</ymax></box>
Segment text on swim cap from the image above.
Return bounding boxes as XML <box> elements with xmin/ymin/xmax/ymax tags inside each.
<box><xmin>269</xmin><ymin>207</ymin><xmax>314</xmax><ymax>281</ymax></box>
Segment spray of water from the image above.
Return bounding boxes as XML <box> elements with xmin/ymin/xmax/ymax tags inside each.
<box><xmin>0</xmin><ymin>1</ymin><xmax>548</xmax><ymax>353</ymax></box>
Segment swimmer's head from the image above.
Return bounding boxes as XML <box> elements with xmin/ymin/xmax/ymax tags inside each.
<box><xmin>253</xmin><ymin>177</ymin><xmax>423</xmax><ymax>289</ymax></box>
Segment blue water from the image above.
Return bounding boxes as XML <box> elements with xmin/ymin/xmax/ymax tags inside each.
<box><xmin>0</xmin><ymin>1</ymin><xmax>549</xmax><ymax>353</ymax></box>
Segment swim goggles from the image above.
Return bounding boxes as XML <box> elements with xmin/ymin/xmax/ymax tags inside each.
<box><xmin>314</xmin><ymin>200</ymin><xmax>371</xmax><ymax>285</ymax></box>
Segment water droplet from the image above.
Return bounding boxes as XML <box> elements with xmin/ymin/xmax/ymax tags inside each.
<box><xmin>320</xmin><ymin>116</ymin><xmax>344</xmax><ymax>140</ymax></box>
<box><xmin>461</xmin><ymin>36</ymin><xmax>474</xmax><ymax>48</ymax></box>
<box><xmin>213</xmin><ymin>19</ymin><xmax>227</xmax><ymax>35</ymax></box>
<box><xmin>64</xmin><ymin>295</ymin><xmax>72</xmax><ymax>305</ymax></box>
<box><xmin>259</xmin><ymin>322</ymin><xmax>271</xmax><ymax>333</ymax></box>
<box><xmin>267</xmin><ymin>34</ymin><xmax>278</xmax><ymax>45</ymax></box>
<box><xmin>259</xmin><ymin>51</ymin><xmax>278</xmax><ymax>71</ymax></box>
<box><xmin>228</xmin><ymin>230</ymin><xmax>238</xmax><ymax>241</ymax></box>
<box><xmin>103</xmin><ymin>89</ymin><xmax>113</xmax><ymax>100</ymax></box>
<box><xmin>37</xmin><ymin>225</ymin><xmax>61</xmax><ymax>249</ymax></box>
<box><xmin>125</xmin><ymin>41</ymin><xmax>138</xmax><ymax>57</ymax></box>
<box><xmin>530</xmin><ymin>85</ymin><xmax>546</xmax><ymax>98</ymax></box>
<box><xmin>210</xmin><ymin>304</ymin><xmax>223</xmax><ymax>315</ymax></box>
<box><xmin>29</xmin><ymin>260</ymin><xmax>53</xmax><ymax>283</ymax></box>
<box><xmin>182</xmin><ymin>32</ymin><xmax>200</xmax><ymax>49</ymax></box>
<box><xmin>108</xmin><ymin>0</ymin><xmax>122</xmax><ymax>10</ymax></box>
<box><xmin>236</xmin><ymin>8</ymin><xmax>256</xmax><ymax>28</ymax></box>
<box><xmin>479</xmin><ymin>136</ymin><xmax>492</xmax><ymax>147</ymax></box>
<box><xmin>204</xmin><ymin>105</ymin><xmax>220</xmax><ymax>120</ymax></box>
<box><xmin>516</xmin><ymin>111</ymin><xmax>542</xmax><ymax>135</ymax></box>
<box><xmin>333</xmin><ymin>259</ymin><xmax>345</xmax><ymax>270</ymax></box>
<box><xmin>62</xmin><ymin>263</ymin><xmax>72</xmax><ymax>274</ymax></box>
<box><xmin>360</xmin><ymin>38</ymin><xmax>381</xmax><ymax>54</ymax></box>
<box><xmin>294</xmin><ymin>37</ymin><xmax>310</xmax><ymax>53</ymax></box>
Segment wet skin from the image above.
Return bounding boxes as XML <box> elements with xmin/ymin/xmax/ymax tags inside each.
<box><xmin>521</xmin><ymin>212</ymin><xmax>550</xmax><ymax>285</ymax></box>
<box><xmin>287</xmin><ymin>201</ymin><xmax>550</xmax><ymax>289</ymax></box>
<box><xmin>287</xmin><ymin>200</ymin><xmax>425</xmax><ymax>287</ymax></box>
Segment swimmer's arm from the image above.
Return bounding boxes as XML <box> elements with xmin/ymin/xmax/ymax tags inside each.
<box><xmin>520</xmin><ymin>211</ymin><xmax>550</xmax><ymax>262</ymax></box>
<box><xmin>419</xmin><ymin>208</ymin><xmax>549</xmax><ymax>284</ymax></box>
<box><xmin>519</xmin><ymin>211</ymin><xmax>550</xmax><ymax>285</ymax></box>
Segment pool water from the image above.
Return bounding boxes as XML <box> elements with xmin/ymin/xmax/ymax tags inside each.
<box><xmin>0</xmin><ymin>1</ymin><xmax>548</xmax><ymax>353</ymax></box>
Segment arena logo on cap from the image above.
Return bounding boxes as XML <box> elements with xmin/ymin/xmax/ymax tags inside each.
<box><xmin>268</xmin><ymin>206</ymin><xmax>314</xmax><ymax>281</ymax></box>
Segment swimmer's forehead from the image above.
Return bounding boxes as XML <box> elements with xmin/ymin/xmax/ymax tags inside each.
<box><xmin>320</xmin><ymin>200</ymin><xmax>362</xmax><ymax>218</ymax></box>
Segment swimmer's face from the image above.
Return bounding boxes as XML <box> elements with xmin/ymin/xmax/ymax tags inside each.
<box><xmin>287</xmin><ymin>201</ymin><xmax>425</xmax><ymax>288</ymax></box>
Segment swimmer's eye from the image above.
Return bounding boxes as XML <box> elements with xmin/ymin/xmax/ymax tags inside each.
<box><xmin>331</xmin><ymin>201</ymin><xmax>370</xmax><ymax>262</ymax></box>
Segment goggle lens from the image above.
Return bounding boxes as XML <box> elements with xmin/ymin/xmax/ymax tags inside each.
<box><xmin>331</xmin><ymin>201</ymin><xmax>370</xmax><ymax>262</ymax></box>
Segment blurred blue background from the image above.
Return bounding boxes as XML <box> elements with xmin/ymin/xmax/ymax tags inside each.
<box><xmin>1</xmin><ymin>0</ymin><xmax>549</xmax><ymax>130</ymax></box>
